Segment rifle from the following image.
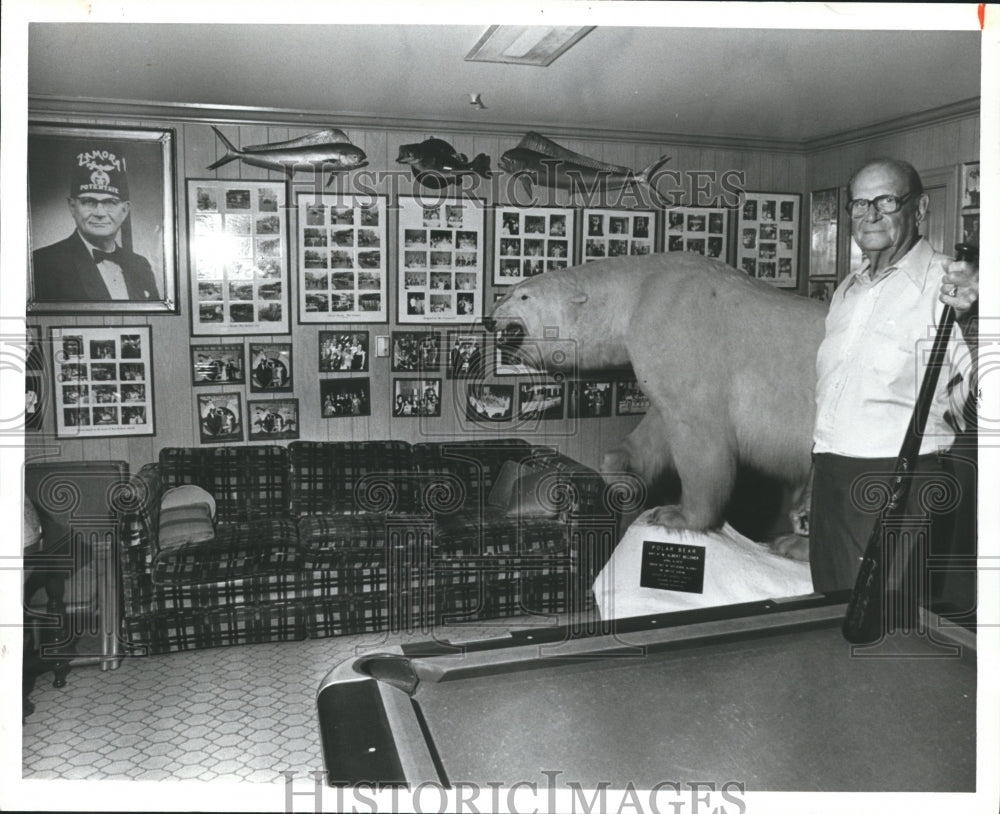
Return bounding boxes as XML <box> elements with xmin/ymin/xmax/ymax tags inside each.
<box><xmin>842</xmin><ymin>242</ymin><xmax>978</xmax><ymax>644</ymax></box>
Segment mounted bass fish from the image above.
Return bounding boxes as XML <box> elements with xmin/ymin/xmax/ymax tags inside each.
<box><xmin>206</xmin><ymin>127</ymin><xmax>368</xmax><ymax>185</ymax></box>
<box><xmin>396</xmin><ymin>137</ymin><xmax>492</xmax><ymax>190</ymax></box>
<box><xmin>499</xmin><ymin>132</ymin><xmax>670</xmax><ymax>205</ymax></box>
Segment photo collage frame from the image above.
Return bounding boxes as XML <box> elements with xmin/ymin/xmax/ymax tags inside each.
<box><xmin>494</xmin><ymin>206</ymin><xmax>575</xmax><ymax>282</ymax></box>
<box><xmin>664</xmin><ymin>207</ymin><xmax>728</xmax><ymax>261</ymax></box>
<box><xmin>582</xmin><ymin>208</ymin><xmax>655</xmax><ymax>262</ymax></box>
<box><xmin>188</xmin><ymin>179</ymin><xmax>289</xmax><ymax>335</ymax></box>
<box><xmin>807</xmin><ymin>187</ymin><xmax>839</xmax><ymax>302</ymax></box>
<box><xmin>736</xmin><ymin>192</ymin><xmax>801</xmax><ymax>288</ymax></box>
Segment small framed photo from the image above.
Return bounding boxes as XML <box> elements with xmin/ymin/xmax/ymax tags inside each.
<box><xmin>517</xmin><ymin>382</ymin><xmax>565</xmax><ymax>421</ymax></box>
<box><xmin>318</xmin><ymin>330</ymin><xmax>370</xmax><ymax>372</ymax></box>
<box><xmin>466</xmin><ymin>383</ymin><xmax>514</xmax><ymax>423</ymax></box>
<box><xmin>249</xmin><ymin>343</ymin><xmax>293</xmax><ymax>393</ymax></box>
<box><xmin>397</xmin><ymin>195</ymin><xmax>485</xmax><ymax>323</ymax></box>
<box><xmin>568</xmin><ymin>380</ymin><xmax>614</xmax><ymax>418</ymax></box>
<box><xmin>391</xmin><ymin>331</ymin><xmax>442</xmax><ymax>373</ymax></box>
<box><xmin>494</xmin><ymin>206</ymin><xmax>576</xmax><ymax>283</ymax></box>
<box><xmin>320</xmin><ymin>377</ymin><xmax>371</xmax><ymax>418</ymax></box>
<box><xmin>188</xmin><ymin>179</ymin><xmax>289</xmax><ymax>335</ymax></box>
<box><xmin>190</xmin><ymin>343</ymin><xmax>245</xmax><ymax>386</ymax></box>
<box><xmin>50</xmin><ymin>325</ymin><xmax>155</xmax><ymax>438</ymax></box>
<box><xmin>961</xmin><ymin>211</ymin><xmax>980</xmax><ymax>248</ymax></box>
<box><xmin>25</xmin><ymin>326</ymin><xmax>46</xmax><ymax>432</ymax></box>
<box><xmin>615</xmin><ymin>379</ymin><xmax>649</xmax><ymax>416</ymax></box>
<box><xmin>197</xmin><ymin>392</ymin><xmax>244</xmax><ymax>443</ymax></box>
<box><xmin>736</xmin><ymin>192</ymin><xmax>800</xmax><ymax>288</ymax></box>
<box><xmin>248</xmin><ymin>398</ymin><xmax>299</xmax><ymax>441</ymax></box>
<box><xmin>28</xmin><ymin>124</ymin><xmax>177</xmax><ymax>315</ymax></box>
<box><xmin>960</xmin><ymin>162</ymin><xmax>980</xmax><ymax>210</ymax></box>
<box><xmin>445</xmin><ymin>331</ymin><xmax>486</xmax><ymax>379</ymax></box>
<box><xmin>393</xmin><ymin>378</ymin><xmax>442</xmax><ymax>417</ymax></box>
<box><xmin>808</xmin><ymin>277</ymin><xmax>838</xmax><ymax>303</ymax></box>
<box><xmin>583</xmin><ymin>209</ymin><xmax>656</xmax><ymax>261</ymax></box>
<box><xmin>809</xmin><ymin>188</ymin><xmax>839</xmax><ymax>279</ymax></box>
<box><xmin>297</xmin><ymin>192</ymin><xmax>388</xmax><ymax>323</ymax></box>
<box><xmin>664</xmin><ymin>207</ymin><xmax>729</xmax><ymax>260</ymax></box>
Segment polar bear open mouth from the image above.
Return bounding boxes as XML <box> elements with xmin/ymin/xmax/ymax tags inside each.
<box><xmin>485</xmin><ymin>318</ymin><xmax>526</xmax><ymax>349</ymax></box>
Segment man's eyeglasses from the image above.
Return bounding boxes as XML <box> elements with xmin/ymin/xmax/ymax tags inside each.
<box><xmin>845</xmin><ymin>192</ymin><xmax>915</xmax><ymax>218</ymax></box>
<box><xmin>74</xmin><ymin>196</ymin><xmax>124</xmax><ymax>211</ymax></box>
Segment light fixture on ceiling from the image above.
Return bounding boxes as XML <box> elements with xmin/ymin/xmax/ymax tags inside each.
<box><xmin>465</xmin><ymin>25</ymin><xmax>595</xmax><ymax>67</ymax></box>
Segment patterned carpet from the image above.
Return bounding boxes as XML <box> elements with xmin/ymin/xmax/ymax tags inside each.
<box><xmin>22</xmin><ymin>612</ymin><xmax>570</xmax><ymax>783</ymax></box>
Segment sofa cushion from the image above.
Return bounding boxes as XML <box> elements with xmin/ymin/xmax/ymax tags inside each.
<box><xmin>507</xmin><ymin>467</ymin><xmax>560</xmax><ymax>518</ymax></box>
<box><xmin>158</xmin><ymin>447</ymin><xmax>289</xmax><ymax>523</ymax></box>
<box><xmin>432</xmin><ymin>509</ymin><xmax>569</xmax><ymax>557</ymax></box>
<box><xmin>150</xmin><ymin>518</ymin><xmax>299</xmax><ymax>585</ymax></box>
<box><xmin>158</xmin><ymin>501</ymin><xmax>216</xmax><ymax>551</ymax></box>
<box><xmin>297</xmin><ymin>512</ymin><xmax>434</xmax><ymax>569</ymax></box>
<box><xmin>413</xmin><ymin>439</ymin><xmax>533</xmax><ymax>512</ymax></box>
<box><xmin>289</xmin><ymin>441</ymin><xmax>419</xmax><ymax>515</ymax></box>
<box><xmin>486</xmin><ymin>459</ymin><xmax>521</xmax><ymax>509</ymax></box>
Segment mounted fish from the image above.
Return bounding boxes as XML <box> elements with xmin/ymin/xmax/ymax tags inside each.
<box><xmin>499</xmin><ymin>132</ymin><xmax>670</xmax><ymax>205</ymax></box>
<box><xmin>207</xmin><ymin>127</ymin><xmax>368</xmax><ymax>185</ymax></box>
<box><xmin>396</xmin><ymin>137</ymin><xmax>492</xmax><ymax>190</ymax></box>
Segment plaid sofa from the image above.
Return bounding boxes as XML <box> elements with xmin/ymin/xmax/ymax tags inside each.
<box><xmin>119</xmin><ymin>439</ymin><xmax>623</xmax><ymax>654</ymax></box>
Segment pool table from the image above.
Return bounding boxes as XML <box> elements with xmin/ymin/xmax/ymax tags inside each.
<box><xmin>317</xmin><ymin>592</ymin><xmax>976</xmax><ymax>792</ymax></box>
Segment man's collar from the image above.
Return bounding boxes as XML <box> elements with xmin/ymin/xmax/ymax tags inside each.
<box><xmin>844</xmin><ymin>237</ymin><xmax>933</xmax><ymax>294</ymax></box>
<box><xmin>74</xmin><ymin>230</ymin><xmax>118</xmax><ymax>259</ymax></box>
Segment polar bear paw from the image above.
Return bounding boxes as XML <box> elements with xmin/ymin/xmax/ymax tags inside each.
<box><xmin>647</xmin><ymin>504</ymin><xmax>707</xmax><ymax>531</ymax></box>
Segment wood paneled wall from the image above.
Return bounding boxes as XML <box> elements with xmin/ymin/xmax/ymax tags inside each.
<box><xmin>28</xmin><ymin>107</ymin><xmax>976</xmax><ymax>476</ymax></box>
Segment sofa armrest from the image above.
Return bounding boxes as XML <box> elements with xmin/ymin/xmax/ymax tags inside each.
<box><xmin>525</xmin><ymin>449</ymin><xmax>644</xmax><ymax>522</ymax></box>
<box><xmin>118</xmin><ymin>463</ymin><xmax>165</xmax><ymax>613</ymax></box>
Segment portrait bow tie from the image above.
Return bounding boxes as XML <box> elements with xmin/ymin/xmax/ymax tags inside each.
<box><xmin>92</xmin><ymin>247</ymin><xmax>122</xmax><ymax>264</ymax></box>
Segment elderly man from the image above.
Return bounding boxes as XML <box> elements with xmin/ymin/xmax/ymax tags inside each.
<box><xmin>809</xmin><ymin>157</ymin><xmax>979</xmax><ymax>594</ymax></box>
<box><xmin>32</xmin><ymin>148</ymin><xmax>160</xmax><ymax>302</ymax></box>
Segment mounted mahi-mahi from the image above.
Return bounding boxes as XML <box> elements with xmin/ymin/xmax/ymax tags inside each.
<box><xmin>499</xmin><ymin>132</ymin><xmax>670</xmax><ymax>205</ymax></box>
<box><xmin>206</xmin><ymin>127</ymin><xmax>368</xmax><ymax>185</ymax></box>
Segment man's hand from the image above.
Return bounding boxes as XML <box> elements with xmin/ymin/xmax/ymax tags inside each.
<box><xmin>940</xmin><ymin>258</ymin><xmax>979</xmax><ymax>317</ymax></box>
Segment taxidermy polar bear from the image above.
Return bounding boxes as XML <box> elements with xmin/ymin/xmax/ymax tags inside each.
<box><xmin>485</xmin><ymin>252</ymin><xmax>826</xmax><ymax>533</ymax></box>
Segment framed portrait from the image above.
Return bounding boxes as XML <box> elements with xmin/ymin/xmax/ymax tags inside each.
<box><xmin>190</xmin><ymin>343</ymin><xmax>245</xmax><ymax>387</ymax></box>
<box><xmin>25</xmin><ymin>326</ymin><xmax>47</xmax><ymax>432</ymax></box>
<box><xmin>318</xmin><ymin>330</ymin><xmax>369</xmax><ymax>372</ymax></box>
<box><xmin>568</xmin><ymin>380</ymin><xmax>614</xmax><ymax>419</ymax></box>
<box><xmin>298</xmin><ymin>192</ymin><xmax>388</xmax><ymax>323</ymax></box>
<box><xmin>960</xmin><ymin>211</ymin><xmax>980</xmax><ymax>248</ymax></box>
<box><xmin>197</xmin><ymin>392</ymin><xmax>244</xmax><ymax>444</ymax></box>
<box><xmin>445</xmin><ymin>331</ymin><xmax>486</xmax><ymax>379</ymax></box>
<box><xmin>582</xmin><ymin>208</ymin><xmax>655</xmax><ymax>262</ymax></box>
<box><xmin>494</xmin><ymin>206</ymin><xmax>576</xmax><ymax>283</ymax></box>
<box><xmin>248</xmin><ymin>398</ymin><xmax>299</xmax><ymax>441</ymax></box>
<box><xmin>808</xmin><ymin>277</ymin><xmax>838</xmax><ymax>303</ymax></box>
<box><xmin>663</xmin><ymin>206</ymin><xmax>728</xmax><ymax>261</ymax></box>
<box><xmin>188</xmin><ymin>179</ymin><xmax>289</xmax><ymax>335</ymax></box>
<box><xmin>392</xmin><ymin>378</ymin><xmax>442</xmax><ymax>418</ymax></box>
<box><xmin>960</xmin><ymin>162</ymin><xmax>980</xmax><ymax>210</ymax></box>
<box><xmin>249</xmin><ymin>343</ymin><xmax>293</xmax><ymax>393</ymax></box>
<box><xmin>614</xmin><ymin>379</ymin><xmax>649</xmax><ymax>416</ymax></box>
<box><xmin>809</xmin><ymin>188</ymin><xmax>839</xmax><ymax>279</ymax></box>
<box><xmin>465</xmin><ymin>383</ymin><xmax>514</xmax><ymax>423</ymax></box>
<box><xmin>50</xmin><ymin>325</ymin><xmax>155</xmax><ymax>438</ymax></box>
<box><xmin>736</xmin><ymin>192</ymin><xmax>800</xmax><ymax>288</ymax></box>
<box><xmin>397</xmin><ymin>195</ymin><xmax>485</xmax><ymax>323</ymax></box>
<box><xmin>391</xmin><ymin>331</ymin><xmax>442</xmax><ymax>373</ymax></box>
<box><xmin>518</xmin><ymin>382</ymin><xmax>566</xmax><ymax>421</ymax></box>
<box><xmin>27</xmin><ymin>123</ymin><xmax>177</xmax><ymax>315</ymax></box>
<box><xmin>320</xmin><ymin>377</ymin><xmax>371</xmax><ymax>418</ymax></box>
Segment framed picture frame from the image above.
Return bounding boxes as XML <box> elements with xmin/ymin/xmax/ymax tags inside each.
<box><xmin>25</xmin><ymin>325</ymin><xmax>46</xmax><ymax>432</ymax></box>
<box><xmin>298</xmin><ymin>192</ymin><xmax>388</xmax><ymax>323</ymax></box>
<box><xmin>465</xmin><ymin>383</ymin><xmax>514</xmax><ymax>423</ymax></box>
<box><xmin>397</xmin><ymin>195</ymin><xmax>485</xmax><ymax>323</ymax></box>
<box><xmin>27</xmin><ymin>123</ymin><xmax>177</xmax><ymax>315</ymax></box>
<box><xmin>736</xmin><ymin>192</ymin><xmax>801</xmax><ymax>288</ymax></box>
<box><xmin>494</xmin><ymin>206</ymin><xmax>575</xmax><ymax>283</ymax></box>
<box><xmin>582</xmin><ymin>208</ymin><xmax>655</xmax><ymax>262</ymax></box>
<box><xmin>808</xmin><ymin>188</ymin><xmax>839</xmax><ymax>279</ymax></box>
<box><xmin>318</xmin><ymin>330</ymin><xmax>370</xmax><ymax>372</ymax></box>
<box><xmin>517</xmin><ymin>381</ymin><xmax>566</xmax><ymax>421</ymax></box>
<box><xmin>249</xmin><ymin>342</ymin><xmax>293</xmax><ymax>393</ymax></box>
<box><xmin>960</xmin><ymin>162</ymin><xmax>980</xmax><ymax>210</ymax></box>
<box><xmin>320</xmin><ymin>377</ymin><xmax>371</xmax><ymax>418</ymax></box>
<box><xmin>808</xmin><ymin>277</ymin><xmax>838</xmax><ymax>303</ymax></box>
<box><xmin>50</xmin><ymin>325</ymin><xmax>155</xmax><ymax>438</ymax></box>
<box><xmin>197</xmin><ymin>392</ymin><xmax>244</xmax><ymax>444</ymax></box>
<box><xmin>190</xmin><ymin>343</ymin><xmax>245</xmax><ymax>387</ymax></box>
<box><xmin>568</xmin><ymin>380</ymin><xmax>614</xmax><ymax>419</ymax></box>
<box><xmin>614</xmin><ymin>379</ymin><xmax>649</xmax><ymax>416</ymax></box>
<box><xmin>391</xmin><ymin>331</ymin><xmax>442</xmax><ymax>373</ymax></box>
<box><xmin>664</xmin><ymin>207</ymin><xmax>728</xmax><ymax>261</ymax></box>
<box><xmin>445</xmin><ymin>330</ymin><xmax>486</xmax><ymax>379</ymax></box>
<box><xmin>248</xmin><ymin>398</ymin><xmax>299</xmax><ymax>441</ymax></box>
<box><xmin>188</xmin><ymin>178</ymin><xmax>290</xmax><ymax>335</ymax></box>
<box><xmin>392</xmin><ymin>378</ymin><xmax>442</xmax><ymax>418</ymax></box>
